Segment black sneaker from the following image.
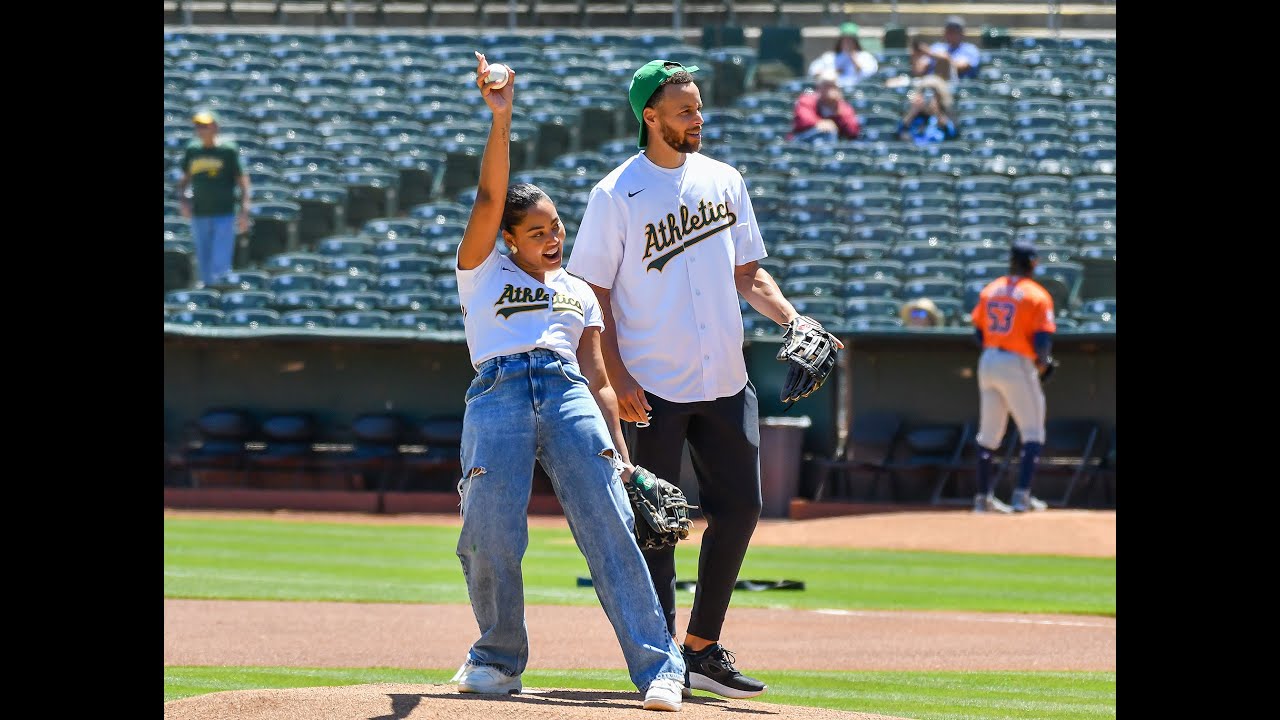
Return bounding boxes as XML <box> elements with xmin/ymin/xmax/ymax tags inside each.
<box><xmin>682</xmin><ymin>643</ymin><xmax>767</xmax><ymax>699</ymax></box>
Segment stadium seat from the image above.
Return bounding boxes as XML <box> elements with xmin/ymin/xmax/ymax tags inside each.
<box><xmin>795</xmin><ymin>224</ymin><xmax>849</xmax><ymax>245</ymax></box>
<box><xmin>382</xmin><ymin>290</ymin><xmax>444</xmax><ymax>313</ymax></box>
<box><xmin>180</xmin><ymin>408</ymin><xmax>256</xmax><ymax>487</ymax></box>
<box><xmin>270</xmin><ymin>271</ymin><xmax>325</xmax><ymax>294</ymax></box>
<box><xmin>168</xmin><ymin>308</ymin><xmax>225</xmax><ymax>327</ymax></box>
<box><xmin>832</xmin><ymin>241</ymin><xmax>891</xmax><ymax>261</ymax></box>
<box><xmin>787</xmin><ymin>260</ymin><xmax>845</xmax><ymax>280</ymax></box>
<box><xmin>845</xmin><ymin>260</ymin><xmax>904</xmax><ymax>281</ymax></box>
<box><xmin>327</xmin><ymin>291</ymin><xmax>384</xmax><ymax>313</ymax></box>
<box><xmin>957</xmin><ymin>226</ymin><xmax>1015</xmax><ymax>246</ymax></box>
<box><xmin>881</xmin><ymin>421</ymin><xmax>970</xmax><ymax>502</ymax></box>
<box><xmin>326</xmin><ymin>412</ymin><xmax>410</xmax><ymax>491</ymax></box>
<box><xmin>246</xmin><ymin>201</ymin><xmax>302</xmax><ymax>264</ymax></box>
<box><xmin>293</xmin><ymin>185</ymin><xmax>348</xmax><ymax>246</ymax></box>
<box><xmin>342</xmin><ymin>170</ymin><xmax>400</xmax><ymax>229</ymax></box>
<box><xmin>958</xmin><ymin>194</ymin><xmax>1014</xmax><ymax>212</ymax></box>
<box><xmin>377</xmin><ymin>273</ymin><xmax>433</xmax><ymax>295</ymax></box>
<box><xmin>844</xmin><ymin>176</ymin><xmax>898</xmax><ymax>196</ymax></box>
<box><xmin>280</xmin><ymin>309</ymin><xmax>337</xmax><ymax>329</ymax></box>
<box><xmin>335</xmin><ymin>310</ymin><xmax>394</xmax><ymax>329</ymax></box>
<box><xmin>904</xmin><ymin>260</ymin><xmax>965</xmax><ymax>281</ymax></box>
<box><xmin>209</xmin><ymin>269</ymin><xmax>272</xmax><ymax>292</ymax></box>
<box><xmin>373</xmin><ymin>238</ymin><xmax>429</xmax><ymax>257</ymax></box>
<box><xmin>273</xmin><ymin>290</ymin><xmax>330</xmax><ymax>312</ymax></box>
<box><xmin>166</xmin><ymin>289</ymin><xmax>221</xmax><ymax>310</ymax></box>
<box><xmin>222</xmin><ymin>308</ymin><xmax>281</xmax><ymax>327</ymax></box>
<box><xmin>842</xmin><ymin>277</ymin><xmax>902</xmax><ymax>298</ymax></box>
<box><xmin>901</xmin><ymin>193</ymin><xmax>955</xmax><ymax>212</ymax></box>
<box><xmin>245</xmin><ymin>412</ymin><xmax>323</xmax><ymax>488</ymax></box>
<box><xmin>392</xmin><ymin>310</ymin><xmax>449</xmax><ymax>331</ymax></box>
<box><xmin>890</xmin><ymin>242</ymin><xmax>954</xmax><ymax>263</ymax></box>
<box><xmin>324</xmin><ymin>273</ymin><xmax>377</xmax><ymax>295</ymax></box>
<box><xmin>1016</xmin><ymin>195</ymin><xmax>1071</xmax><ymax>213</ymax></box>
<box><xmin>1075</xmin><ymin>297</ymin><xmax>1116</xmax><ymax>324</ymax></box>
<box><xmin>901</xmin><ymin>278</ymin><xmax>961</xmax><ymax>299</ymax></box>
<box><xmin>220</xmin><ymin>290</ymin><xmax>276</xmax><ymax>313</ymax></box>
<box><xmin>773</xmin><ymin>241</ymin><xmax>833</xmax><ymax>261</ymax></box>
<box><xmin>264</xmin><ymin>251</ymin><xmax>326</xmax><ymax>274</ymax></box>
<box><xmin>325</xmin><ymin>254</ymin><xmax>380</xmax><ymax>276</ymax></box>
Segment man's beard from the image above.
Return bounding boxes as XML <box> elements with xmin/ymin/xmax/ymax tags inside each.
<box><xmin>659</xmin><ymin>123</ymin><xmax>700</xmax><ymax>153</ymax></box>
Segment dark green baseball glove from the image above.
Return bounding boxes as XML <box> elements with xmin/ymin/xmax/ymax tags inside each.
<box><xmin>625</xmin><ymin>466</ymin><xmax>696</xmax><ymax>551</ymax></box>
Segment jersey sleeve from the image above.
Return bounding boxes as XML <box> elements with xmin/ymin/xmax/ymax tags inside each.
<box><xmin>566</xmin><ymin>185</ymin><xmax>625</xmax><ymax>289</ymax></box>
<box><xmin>1032</xmin><ymin>289</ymin><xmax>1057</xmax><ymax>333</ymax></box>
<box><xmin>732</xmin><ymin>171</ymin><xmax>768</xmax><ymax>265</ymax></box>
<box><xmin>455</xmin><ymin>245</ymin><xmax>500</xmax><ymax>310</ymax></box>
<box><xmin>226</xmin><ymin>145</ymin><xmax>243</xmax><ymax>180</ymax></box>
<box><xmin>578</xmin><ymin>281</ymin><xmax>604</xmax><ymax>330</ymax></box>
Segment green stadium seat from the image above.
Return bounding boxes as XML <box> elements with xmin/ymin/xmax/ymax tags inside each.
<box><xmin>280</xmin><ymin>309</ymin><xmax>337</xmax><ymax>328</ymax></box>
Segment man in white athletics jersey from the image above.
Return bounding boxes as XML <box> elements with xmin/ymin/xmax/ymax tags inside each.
<box><xmin>568</xmin><ymin>60</ymin><xmax>811</xmax><ymax>700</ymax></box>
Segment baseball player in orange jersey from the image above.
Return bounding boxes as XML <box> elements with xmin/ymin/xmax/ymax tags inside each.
<box><xmin>970</xmin><ymin>241</ymin><xmax>1057</xmax><ymax>513</ymax></box>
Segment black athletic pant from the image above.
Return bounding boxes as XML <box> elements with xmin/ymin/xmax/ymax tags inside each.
<box><xmin>625</xmin><ymin>382</ymin><xmax>762</xmax><ymax>642</ymax></box>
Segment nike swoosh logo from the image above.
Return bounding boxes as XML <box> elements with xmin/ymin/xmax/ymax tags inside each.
<box><xmin>628</xmin><ymin>189</ymin><xmax>645</xmax><ymax>197</ymax></box>
<box><xmin>502</xmin><ymin>267</ymin><xmax>515</xmax><ymax>272</ymax></box>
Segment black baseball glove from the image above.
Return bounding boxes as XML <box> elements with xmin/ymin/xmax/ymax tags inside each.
<box><xmin>777</xmin><ymin>315</ymin><xmax>840</xmax><ymax>410</ymax></box>
<box><xmin>624</xmin><ymin>466</ymin><xmax>696</xmax><ymax>551</ymax></box>
<box><xmin>1039</xmin><ymin>357</ymin><xmax>1060</xmax><ymax>384</ymax></box>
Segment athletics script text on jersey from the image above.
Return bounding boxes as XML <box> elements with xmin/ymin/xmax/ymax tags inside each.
<box><xmin>491</xmin><ymin>284</ymin><xmax>585</xmax><ymax>319</ymax></box>
<box><xmin>188</xmin><ymin>156</ymin><xmax>227</xmax><ymax>178</ymax></box>
<box><xmin>642</xmin><ymin>198</ymin><xmax>737</xmax><ymax>272</ymax></box>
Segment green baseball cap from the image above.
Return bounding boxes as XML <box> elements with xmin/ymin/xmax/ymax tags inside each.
<box><xmin>839</xmin><ymin>22</ymin><xmax>860</xmax><ymax>37</ymax></box>
<box><xmin>628</xmin><ymin>60</ymin><xmax>700</xmax><ymax>149</ymax></box>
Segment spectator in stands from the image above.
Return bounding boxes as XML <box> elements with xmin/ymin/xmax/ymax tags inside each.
<box><xmin>901</xmin><ymin>297</ymin><xmax>944</xmax><ymax>328</ymax></box>
<box><xmin>177</xmin><ymin>110</ymin><xmax>251</xmax><ymax>287</ymax></box>
<box><xmin>923</xmin><ymin>16</ymin><xmax>981</xmax><ymax>81</ymax></box>
<box><xmin>896</xmin><ymin>76</ymin><xmax>958</xmax><ymax>145</ymax></box>
<box><xmin>790</xmin><ymin>69</ymin><xmax>861</xmax><ymax>143</ymax></box>
<box><xmin>807</xmin><ymin>21</ymin><xmax>879</xmax><ymax>89</ymax></box>
<box><xmin>909</xmin><ymin>37</ymin><xmax>934</xmax><ymax>80</ymax></box>
<box><xmin>885</xmin><ymin>37</ymin><xmax>934</xmax><ymax>89</ymax></box>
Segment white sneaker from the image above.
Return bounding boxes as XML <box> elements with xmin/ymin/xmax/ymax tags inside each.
<box><xmin>644</xmin><ymin>677</ymin><xmax>684</xmax><ymax>711</ymax></box>
<box><xmin>974</xmin><ymin>494</ymin><xmax>1013</xmax><ymax>514</ymax></box>
<box><xmin>1012</xmin><ymin>489</ymin><xmax>1048</xmax><ymax>512</ymax></box>
<box><xmin>452</xmin><ymin>661</ymin><xmax>522</xmax><ymax>694</ymax></box>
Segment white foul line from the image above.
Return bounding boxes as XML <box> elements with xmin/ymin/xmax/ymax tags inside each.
<box><xmin>811</xmin><ymin>608</ymin><xmax>1113</xmax><ymax>628</ymax></box>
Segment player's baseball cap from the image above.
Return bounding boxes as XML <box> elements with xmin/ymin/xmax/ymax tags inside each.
<box><xmin>192</xmin><ymin>110</ymin><xmax>219</xmax><ymax>126</ymax></box>
<box><xmin>944</xmin><ymin>15</ymin><xmax>966</xmax><ymax>31</ymax></box>
<box><xmin>839</xmin><ymin>22</ymin><xmax>860</xmax><ymax>37</ymax></box>
<box><xmin>629</xmin><ymin>60</ymin><xmax>701</xmax><ymax>149</ymax></box>
<box><xmin>1010</xmin><ymin>241</ymin><xmax>1038</xmax><ymax>260</ymax></box>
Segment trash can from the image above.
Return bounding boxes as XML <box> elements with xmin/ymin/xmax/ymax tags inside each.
<box><xmin>759</xmin><ymin>415</ymin><xmax>812</xmax><ymax>518</ymax></box>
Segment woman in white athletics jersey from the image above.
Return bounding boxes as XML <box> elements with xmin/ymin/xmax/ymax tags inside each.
<box><xmin>448</xmin><ymin>52</ymin><xmax>685</xmax><ymax>712</ymax></box>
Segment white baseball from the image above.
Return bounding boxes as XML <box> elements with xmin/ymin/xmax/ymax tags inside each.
<box><xmin>484</xmin><ymin>63</ymin><xmax>510</xmax><ymax>90</ymax></box>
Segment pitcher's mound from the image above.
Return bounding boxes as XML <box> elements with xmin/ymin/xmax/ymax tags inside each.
<box><xmin>163</xmin><ymin>682</ymin><xmax>911</xmax><ymax>719</ymax></box>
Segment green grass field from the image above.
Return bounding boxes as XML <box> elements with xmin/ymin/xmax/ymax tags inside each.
<box><xmin>163</xmin><ymin>517</ymin><xmax>1116</xmax><ymax>615</ymax></box>
<box><xmin>164</xmin><ymin>516</ymin><xmax>1116</xmax><ymax>719</ymax></box>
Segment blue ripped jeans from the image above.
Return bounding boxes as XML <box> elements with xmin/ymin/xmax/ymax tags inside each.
<box><xmin>456</xmin><ymin>348</ymin><xmax>685</xmax><ymax>692</ymax></box>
